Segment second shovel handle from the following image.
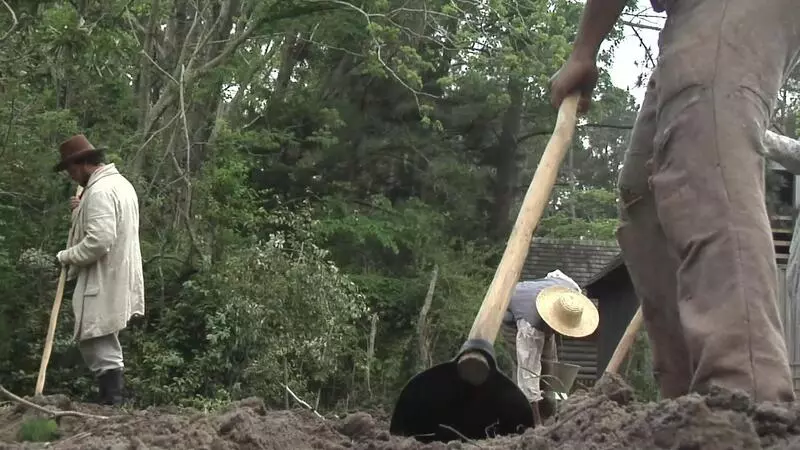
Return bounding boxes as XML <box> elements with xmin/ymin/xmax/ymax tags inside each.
<box><xmin>605</xmin><ymin>307</ymin><xmax>643</xmax><ymax>375</ymax></box>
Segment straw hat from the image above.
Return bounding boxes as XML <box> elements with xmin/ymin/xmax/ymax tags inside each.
<box><xmin>535</xmin><ymin>285</ymin><xmax>599</xmax><ymax>338</ymax></box>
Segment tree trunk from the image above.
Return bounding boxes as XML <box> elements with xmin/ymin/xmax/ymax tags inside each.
<box><xmin>366</xmin><ymin>313</ymin><xmax>378</xmax><ymax>398</ymax></box>
<box><xmin>417</xmin><ymin>264</ymin><xmax>439</xmax><ymax>370</ymax></box>
<box><xmin>488</xmin><ymin>76</ymin><xmax>525</xmax><ymax>238</ymax></box>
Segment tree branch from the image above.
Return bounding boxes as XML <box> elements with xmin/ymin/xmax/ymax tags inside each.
<box><xmin>621</xmin><ymin>20</ymin><xmax>662</xmax><ymax>32</ymax></box>
<box><xmin>0</xmin><ymin>0</ymin><xmax>18</xmax><ymax>43</ymax></box>
<box><xmin>175</xmin><ymin>4</ymin><xmax>203</xmax><ymax>74</ymax></box>
<box><xmin>142</xmin><ymin>1</ymin><xmax>345</xmax><ymax>137</ymax></box>
<box><xmin>141</xmin><ymin>49</ymin><xmax>178</xmax><ymax>85</ymax></box>
<box><xmin>366</xmin><ymin>312</ymin><xmax>378</xmax><ymax>397</ymax></box>
<box><xmin>310</xmin><ymin>0</ymin><xmax>441</xmax><ymax>106</ymax></box>
<box><xmin>282</xmin><ymin>384</ymin><xmax>325</xmax><ymax>419</ymax></box>
<box><xmin>629</xmin><ymin>22</ymin><xmax>657</xmax><ymax>68</ymax></box>
<box><xmin>517</xmin><ymin>122</ymin><xmax>633</xmax><ymax>144</ymax></box>
<box><xmin>186</xmin><ymin>0</ymin><xmax>232</xmax><ymax>72</ymax></box>
<box><xmin>179</xmin><ymin>63</ymin><xmax>192</xmax><ymax>215</ymax></box>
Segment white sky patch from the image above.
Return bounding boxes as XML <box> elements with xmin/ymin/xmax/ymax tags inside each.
<box><xmin>604</xmin><ymin>0</ymin><xmax>665</xmax><ymax>106</ymax></box>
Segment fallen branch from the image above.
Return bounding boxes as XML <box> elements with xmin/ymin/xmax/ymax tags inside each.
<box><xmin>417</xmin><ymin>264</ymin><xmax>439</xmax><ymax>371</ymax></box>
<box><xmin>282</xmin><ymin>384</ymin><xmax>325</xmax><ymax>419</ymax></box>
<box><xmin>45</xmin><ymin>431</ymin><xmax>92</xmax><ymax>447</ymax></box>
<box><xmin>0</xmin><ymin>386</ymin><xmax>109</xmax><ymax>420</ymax></box>
<box><xmin>438</xmin><ymin>424</ymin><xmax>484</xmax><ymax>448</ymax></box>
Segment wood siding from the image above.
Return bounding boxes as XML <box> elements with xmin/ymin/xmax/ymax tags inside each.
<box><xmin>558</xmin><ymin>335</ymin><xmax>597</xmax><ymax>387</ymax></box>
<box><xmin>773</xmin><ymin>222</ymin><xmax>800</xmax><ymax>392</ymax></box>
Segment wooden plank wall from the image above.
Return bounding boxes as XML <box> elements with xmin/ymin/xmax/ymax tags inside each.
<box><xmin>557</xmin><ymin>299</ymin><xmax>598</xmax><ymax>388</ymax></box>
<box><xmin>773</xmin><ymin>220</ymin><xmax>800</xmax><ymax>393</ymax></box>
<box><xmin>558</xmin><ymin>336</ymin><xmax>597</xmax><ymax>387</ymax></box>
<box><xmin>555</xmin><ymin>225</ymin><xmax>798</xmax><ymax>391</ymax></box>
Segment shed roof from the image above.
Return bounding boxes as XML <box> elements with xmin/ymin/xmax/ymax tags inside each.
<box><xmin>521</xmin><ymin>237</ymin><xmax>620</xmax><ymax>287</ymax></box>
<box><xmin>583</xmin><ymin>253</ymin><xmax>625</xmax><ymax>287</ymax></box>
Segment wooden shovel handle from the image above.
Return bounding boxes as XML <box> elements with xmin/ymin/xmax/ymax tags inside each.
<box><xmin>605</xmin><ymin>306</ymin><xmax>643</xmax><ymax>375</ymax></box>
<box><xmin>35</xmin><ymin>185</ymin><xmax>83</xmax><ymax>396</ymax></box>
<box><xmin>457</xmin><ymin>94</ymin><xmax>580</xmax><ymax>385</ymax></box>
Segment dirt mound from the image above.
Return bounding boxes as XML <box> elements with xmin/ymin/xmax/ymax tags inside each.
<box><xmin>2</xmin><ymin>374</ymin><xmax>799</xmax><ymax>449</ymax></box>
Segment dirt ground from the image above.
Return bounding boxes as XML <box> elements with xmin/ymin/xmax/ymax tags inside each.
<box><xmin>2</xmin><ymin>374</ymin><xmax>800</xmax><ymax>449</ymax></box>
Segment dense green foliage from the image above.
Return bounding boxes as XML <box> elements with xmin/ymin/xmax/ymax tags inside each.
<box><xmin>1</xmin><ymin>0</ymin><xmax>797</xmax><ymax>412</ymax></box>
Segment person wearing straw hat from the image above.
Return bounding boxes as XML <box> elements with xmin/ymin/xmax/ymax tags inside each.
<box><xmin>501</xmin><ymin>270</ymin><xmax>599</xmax><ymax>425</ymax></box>
<box><xmin>53</xmin><ymin>134</ymin><xmax>144</xmax><ymax>406</ymax></box>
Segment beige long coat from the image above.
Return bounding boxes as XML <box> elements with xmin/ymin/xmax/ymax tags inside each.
<box><xmin>57</xmin><ymin>164</ymin><xmax>145</xmax><ymax>341</ymax></box>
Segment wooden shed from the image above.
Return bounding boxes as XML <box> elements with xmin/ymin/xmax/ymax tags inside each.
<box><xmin>576</xmin><ymin>226</ymin><xmax>796</xmax><ymax>391</ymax></box>
<box><xmin>522</xmin><ymin>227</ymin><xmax>798</xmax><ymax>392</ymax></box>
<box><xmin>514</xmin><ymin>146</ymin><xmax>800</xmax><ymax>391</ymax></box>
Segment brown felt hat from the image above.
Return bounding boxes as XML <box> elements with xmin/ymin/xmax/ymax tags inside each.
<box><xmin>53</xmin><ymin>134</ymin><xmax>106</xmax><ymax>172</ymax></box>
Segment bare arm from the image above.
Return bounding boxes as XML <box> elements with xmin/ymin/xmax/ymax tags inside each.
<box><xmin>571</xmin><ymin>0</ymin><xmax>629</xmax><ymax>60</ymax></box>
<box><xmin>550</xmin><ymin>0</ymin><xmax>630</xmax><ymax>112</ymax></box>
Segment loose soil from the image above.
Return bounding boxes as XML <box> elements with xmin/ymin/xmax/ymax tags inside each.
<box><xmin>2</xmin><ymin>374</ymin><xmax>799</xmax><ymax>449</ymax></box>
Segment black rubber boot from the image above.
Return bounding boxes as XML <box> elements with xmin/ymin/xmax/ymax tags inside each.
<box><xmin>96</xmin><ymin>376</ymin><xmax>107</xmax><ymax>404</ymax></box>
<box><xmin>98</xmin><ymin>368</ymin><xmax>124</xmax><ymax>406</ymax></box>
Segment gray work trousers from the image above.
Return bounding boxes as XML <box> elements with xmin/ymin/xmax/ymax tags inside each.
<box><xmin>501</xmin><ymin>321</ymin><xmax>558</xmax><ymax>397</ymax></box>
<box><xmin>616</xmin><ymin>0</ymin><xmax>800</xmax><ymax>402</ymax></box>
<box><xmin>78</xmin><ymin>332</ymin><xmax>124</xmax><ymax>375</ymax></box>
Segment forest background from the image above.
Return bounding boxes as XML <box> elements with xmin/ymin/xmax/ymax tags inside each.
<box><xmin>1</xmin><ymin>0</ymin><xmax>798</xmax><ymax>412</ymax></box>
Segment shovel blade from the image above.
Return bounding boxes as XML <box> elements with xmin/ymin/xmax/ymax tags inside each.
<box><xmin>389</xmin><ymin>361</ymin><xmax>534</xmax><ymax>443</ymax></box>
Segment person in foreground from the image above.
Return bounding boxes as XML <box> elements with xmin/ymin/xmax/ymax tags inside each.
<box><xmin>501</xmin><ymin>270</ymin><xmax>598</xmax><ymax>425</ymax></box>
<box><xmin>54</xmin><ymin>134</ymin><xmax>145</xmax><ymax>405</ymax></box>
<box><xmin>549</xmin><ymin>0</ymin><xmax>800</xmax><ymax>402</ymax></box>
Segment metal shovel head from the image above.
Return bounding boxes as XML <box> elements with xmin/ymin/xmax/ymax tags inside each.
<box><xmin>389</xmin><ymin>360</ymin><xmax>534</xmax><ymax>443</ymax></box>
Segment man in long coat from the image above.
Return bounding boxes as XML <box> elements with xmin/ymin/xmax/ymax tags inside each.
<box><xmin>54</xmin><ymin>134</ymin><xmax>145</xmax><ymax>405</ymax></box>
<box><xmin>549</xmin><ymin>0</ymin><xmax>800</xmax><ymax>402</ymax></box>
